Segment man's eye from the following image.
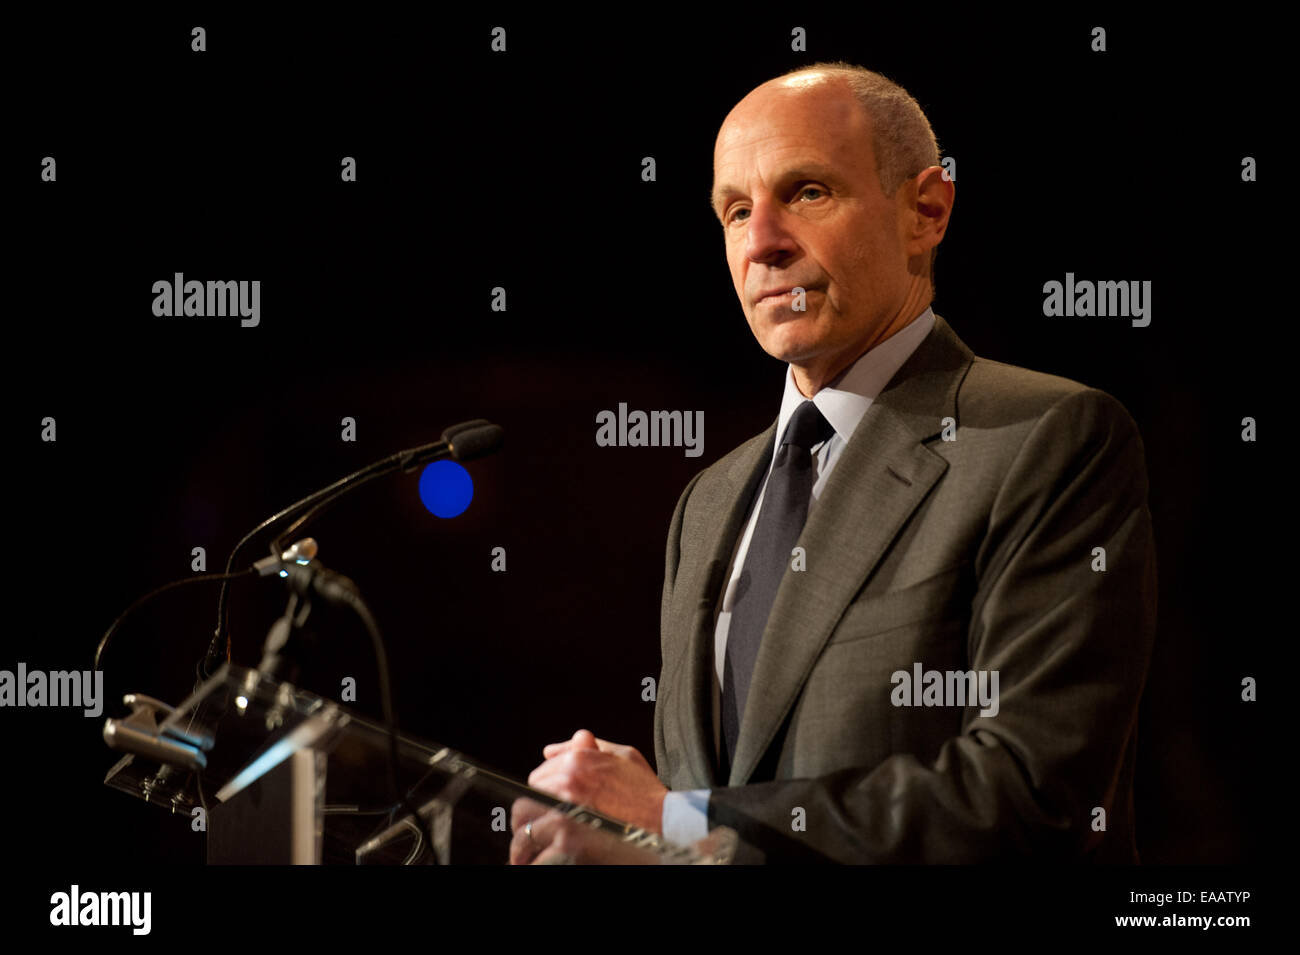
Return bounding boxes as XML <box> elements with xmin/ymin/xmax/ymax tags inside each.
<box><xmin>798</xmin><ymin>187</ymin><xmax>825</xmax><ymax>201</ymax></box>
<box><xmin>727</xmin><ymin>208</ymin><xmax>749</xmax><ymax>224</ymax></box>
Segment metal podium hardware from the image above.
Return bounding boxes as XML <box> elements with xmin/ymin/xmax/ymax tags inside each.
<box><xmin>103</xmin><ymin>664</ymin><xmax>739</xmax><ymax>865</ymax></box>
<box><xmin>103</xmin><ymin>693</ymin><xmax>211</xmax><ymax>771</ymax></box>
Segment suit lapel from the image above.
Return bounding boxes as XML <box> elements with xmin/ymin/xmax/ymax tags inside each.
<box><xmin>674</xmin><ymin>422</ymin><xmax>776</xmax><ymax>787</ymax></box>
<box><xmin>727</xmin><ymin>314</ymin><xmax>974</xmax><ymax>785</ymax></box>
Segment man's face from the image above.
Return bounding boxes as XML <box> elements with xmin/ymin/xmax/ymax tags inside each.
<box><xmin>711</xmin><ymin>75</ymin><xmax>916</xmax><ymax>386</ymax></box>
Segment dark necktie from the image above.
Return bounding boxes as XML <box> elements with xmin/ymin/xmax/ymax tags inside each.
<box><xmin>720</xmin><ymin>399</ymin><xmax>836</xmax><ymax>777</ymax></box>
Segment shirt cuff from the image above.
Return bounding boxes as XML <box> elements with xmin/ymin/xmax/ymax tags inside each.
<box><xmin>661</xmin><ymin>788</ymin><xmax>711</xmax><ymax>847</ymax></box>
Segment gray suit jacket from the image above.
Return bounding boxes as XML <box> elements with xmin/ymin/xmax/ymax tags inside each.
<box><xmin>653</xmin><ymin>313</ymin><xmax>1158</xmax><ymax>863</ymax></box>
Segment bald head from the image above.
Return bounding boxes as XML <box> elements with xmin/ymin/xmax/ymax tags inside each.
<box><xmin>712</xmin><ymin>72</ymin><xmax>882</xmax><ymax>220</ymax></box>
<box><xmin>709</xmin><ymin>65</ymin><xmax>953</xmax><ymax>396</ymax></box>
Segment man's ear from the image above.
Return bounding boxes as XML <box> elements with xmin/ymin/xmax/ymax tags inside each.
<box><xmin>906</xmin><ymin>165</ymin><xmax>954</xmax><ymax>258</ymax></box>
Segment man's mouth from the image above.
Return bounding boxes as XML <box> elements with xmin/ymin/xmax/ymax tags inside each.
<box><xmin>756</xmin><ymin>286</ymin><xmax>817</xmax><ymax>305</ymax></box>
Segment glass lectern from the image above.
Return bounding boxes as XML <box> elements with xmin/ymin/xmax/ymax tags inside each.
<box><xmin>102</xmin><ymin>663</ymin><xmax>737</xmax><ymax>864</ymax></box>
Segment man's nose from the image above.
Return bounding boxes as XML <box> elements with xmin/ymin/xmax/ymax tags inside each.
<box><xmin>744</xmin><ymin>200</ymin><xmax>799</xmax><ymax>266</ymax></box>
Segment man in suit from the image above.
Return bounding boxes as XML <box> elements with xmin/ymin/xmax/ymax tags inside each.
<box><xmin>510</xmin><ymin>62</ymin><xmax>1157</xmax><ymax>864</ymax></box>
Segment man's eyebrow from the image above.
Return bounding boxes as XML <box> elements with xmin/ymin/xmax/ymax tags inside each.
<box><xmin>710</xmin><ymin>165</ymin><xmax>843</xmax><ymax>218</ymax></box>
<box><xmin>709</xmin><ymin>185</ymin><xmax>733</xmax><ymax>219</ymax></box>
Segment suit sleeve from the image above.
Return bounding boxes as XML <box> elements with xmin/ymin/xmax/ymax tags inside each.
<box><xmin>704</xmin><ymin>388</ymin><xmax>1159</xmax><ymax>863</ymax></box>
<box><xmin>654</xmin><ymin>470</ymin><xmax>705</xmax><ymax>788</ymax></box>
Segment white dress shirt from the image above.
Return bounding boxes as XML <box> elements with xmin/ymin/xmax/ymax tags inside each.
<box><xmin>661</xmin><ymin>306</ymin><xmax>937</xmax><ymax>848</ymax></box>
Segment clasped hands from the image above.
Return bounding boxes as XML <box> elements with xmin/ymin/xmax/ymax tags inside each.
<box><xmin>509</xmin><ymin>728</ymin><xmax>668</xmax><ymax>865</ymax></box>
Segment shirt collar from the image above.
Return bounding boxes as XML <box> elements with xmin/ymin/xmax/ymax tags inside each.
<box><xmin>774</xmin><ymin>306</ymin><xmax>936</xmax><ymax>449</ymax></box>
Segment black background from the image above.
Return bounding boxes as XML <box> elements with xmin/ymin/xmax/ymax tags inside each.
<box><xmin>4</xmin><ymin>6</ymin><xmax>1276</xmax><ymax>929</ymax></box>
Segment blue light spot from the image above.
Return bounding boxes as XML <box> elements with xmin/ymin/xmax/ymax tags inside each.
<box><xmin>419</xmin><ymin>460</ymin><xmax>474</xmax><ymax>518</ymax></box>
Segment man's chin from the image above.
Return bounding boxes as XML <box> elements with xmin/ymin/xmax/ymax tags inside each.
<box><xmin>755</xmin><ymin>327</ymin><xmax>824</xmax><ymax>366</ymax></box>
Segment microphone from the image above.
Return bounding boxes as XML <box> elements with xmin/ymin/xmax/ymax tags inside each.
<box><xmin>252</xmin><ymin>539</ymin><xmax>357</xmax><ymax>605</ymax></box>
<box><xmin>201</xmin><ymin>419</ymin><xmax>504</xmax><ymax>680</ymax></box>
<box><xmin>273</xmin><ymin>421</ymin><xmax>504</xmax><ymax>551</ymax></box>
<box><xmin>444</xmin><ymin>422</ymin><xmax>503</xmax><ymax>462</ymax></box>
<box><xmin>393</xmin><ymin>419</ymin><xmax>499</xmax><ymax>473</ymax></box>
<box><xmin>252</xmin><ymin>537</ymin><xmax>319</xmax><ymax>577</ymax></box>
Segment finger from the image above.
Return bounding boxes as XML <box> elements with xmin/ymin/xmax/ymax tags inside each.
<box><xmin>586</xmin><ymin>738</ymin><xmax>650</xmax><ymax>772</ymax></box>
<box><xmin>531</xmin><ymin>846</ymin><xmax>577</xmax><ymax>865</ymax></box>
<box><xmin>526</xmin><ymin>810</ymin><xmax>578</xmax><ymax>864</ymax></box>
<box><xmin>527</xmin><ymin>763</ymin><xmax>569</xmax><ymax>798</ymax></box>
<box><xmin>520</xmin><ymin>805</ymin><xmax>566</xmax><ymax>847</ymax></box>
<box><xmin>529</xmin><ymin>749</ymin><xmax>589</xmax><ymax>796</ymax></box>
<box><xmin>528</xmin><ymin>777</ymin><xmax>574</xmax><ymax>804</ymax></box>
<box><xmin>509</xmin><ymin>803</ymin><xmax>554</xmax><ymax>865</ymax></box>
<box><xmin>509</xmin><ymin>828</ymin><xmax>531</xmax><ymax>865</ymax></box>
<box><xmin>510</xmin><ymin>826</ymin><xmax>548</xmax><ymax>865</ymax></box>
<box><xmin>509</xmin><ymin>822</ymin><xmax>535</xmax><ymax>865</ymax></box>
<box><xmin>580</xmin><ymin>735</ymin><xmax>643</xmax><ymax>764</ymax></box>
<box><xmin>591</xmin><ymin>737</ymin><xmax>636</xmax><ymax>758</ymax></box>
<box><xmin>545</xmin><ymin>728</ymin><xmax>599</xmax><ymax>757</ymax></box>
<box><xmin>510</xmin><ymin>796</ymin><xmax>547</xmax><ymax>831</ymax></box>
<box><xmin>543</xmin><ymin>735</ymin><xmax>582</xmax><ymax>757</ymax></box>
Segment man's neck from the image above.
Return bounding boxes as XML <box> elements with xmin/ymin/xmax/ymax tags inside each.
<box><xmin>792</xmin><ymin>298</ymin><xmax>932</xmax><ymax>397</ymax></box>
